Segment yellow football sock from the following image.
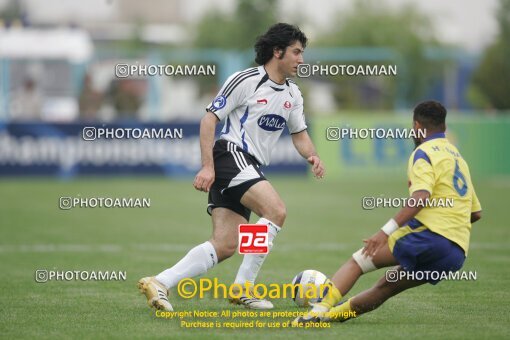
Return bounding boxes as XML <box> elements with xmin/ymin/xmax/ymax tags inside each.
<box><xmin>317</xmin><ymin>281</ymin><xmax>342</xmax><ymax>309</ymax></box>
<box><xmin>326</xmin><ymin>298</ymin><xmax>357</xmax><ymax>322</ymax></box>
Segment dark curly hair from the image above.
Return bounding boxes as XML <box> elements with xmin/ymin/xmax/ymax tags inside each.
<box><xmin>413</xmin><ymin>100</ymin><xmax>447</xmax><ymax>132</ymax></box>
<box><xmin>254</xmin><ymin>23</ymin><xmax>307</xmax><ymax>65</ymax></box>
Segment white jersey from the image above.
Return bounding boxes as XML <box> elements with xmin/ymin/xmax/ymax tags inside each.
<box><xmin>206</xmin><ymin>65</ymin><xmax>307</xmax><ymax>166</ymax></box>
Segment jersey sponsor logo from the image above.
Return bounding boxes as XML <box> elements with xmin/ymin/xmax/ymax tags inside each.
<box><xmin>257</xmin><ymin>99</ymin><xmax>268</xmax><ymax>105</ymax></box>
<box><xmin>212</xmin><ymin>95</ymin><xmax>226</xmax><ymax>109</ymax></box>
<box><xmin>284</xmin><ymin>101</ymin><xmax>292</xmax><ymax>109</ymax></box>
<box><xmin>257</xmin><ymin>114</ymin><xmax>287</xmax><ymax>131</ymax></box>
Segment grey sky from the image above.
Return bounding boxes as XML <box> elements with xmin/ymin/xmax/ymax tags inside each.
<box><xmin>182</xmin><ymin>0</ymin><xmax>501</xmax><ymax>52</ymax></box>
<box><xmin>1</xmin><ymin>0</ymin><xmax>501</xmax><ymax>52</ymax></box>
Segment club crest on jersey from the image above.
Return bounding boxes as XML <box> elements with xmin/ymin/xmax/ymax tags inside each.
<box><xmin>284</xmin><ymin>101</ymin><xmax>292</xmax><ymax>109</ymax></box>
<box><xmin>257</xmin><ymin>114</ymin><xmax>287</xmax><ymax>131</ymax></box>
<box><xmin>212</xmin><ymin>95</ymin><xmax>226</xmax><ymax>109</ymax></box>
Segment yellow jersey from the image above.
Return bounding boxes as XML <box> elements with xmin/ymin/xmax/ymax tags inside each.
<box><xmin>407</xmin><ymin>132</ymin><xmax>481</xmax><ymax>255</ymax></box>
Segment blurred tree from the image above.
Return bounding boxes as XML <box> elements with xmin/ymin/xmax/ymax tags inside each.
<box><xmin>192</xmin><ymin>0</ymin><xmax>278</xmax><ymax>97</ymax></box>
<box><xmin>470</xmin><ymin>0</ymin><xmax>510</xmax><ymax>110</ymax></box>
<box><xmin>0</xmin><ymin>0</ymin><xmax>25</xmax><ymax>26</ymax></box>
<box><xmin>315</xmin><ymin>0</ymin><xmax>444</xmax><ymax>109</ymax></box>
<box><xmin>194</xmin><ymin>0</ymin><xmax>278</xmax><ymax>51</ymax></box>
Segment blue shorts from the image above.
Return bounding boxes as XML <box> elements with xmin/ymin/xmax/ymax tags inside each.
<box><xmin>388</xmin><ymin>224</ymin><xmax>466</xmax><ymax>285</ymax></box>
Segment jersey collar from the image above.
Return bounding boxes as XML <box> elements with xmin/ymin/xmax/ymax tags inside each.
<box><xmin>260</xmin><ymin>66</ymin><xmax>287</xmax><ymax>88</ymax></box>
<box><xmin>424</xmin><ymin>132</ymin><xmax>446</xmax><ymax>142</ymax></box>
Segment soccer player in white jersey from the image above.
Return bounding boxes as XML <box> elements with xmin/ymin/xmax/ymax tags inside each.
<box><xmin>138</xmin><ymin>23</ymin><xmax>325</xmax><ymax>310</ymax></box>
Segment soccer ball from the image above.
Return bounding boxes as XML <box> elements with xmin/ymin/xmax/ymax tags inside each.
<box><xmin>291</xmin><ymin>269</ymin><xmax>328</xmax><ymax>307</ymax></box>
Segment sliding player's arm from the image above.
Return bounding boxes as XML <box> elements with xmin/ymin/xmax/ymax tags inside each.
<box><xmin>193</xmin><ymin>111</ymin><xmax>219</xmax><ymax>192</ymax></box>
<box><xmin>362</xmin><ymin>190</ymin><xmax>429</xmax><ymax>257</ymax></box>
<box><xmin>393</xmin><ymin>190</ymin><xmax>430</xmax><ymax>226</ymax></box>
<box><xmin>363</xmin><ymin>185</ymin><xmax>482</xmax><ymax>256</ymax></box>
<box><xmin>363</xmin><ymin>150</ymin><xmax>434</xmax><ymax>257</ymax></box>
<box><xmin>291</xmin><ymin>130</ymin><xmax>325</xmax><ymax>178</ymax></box>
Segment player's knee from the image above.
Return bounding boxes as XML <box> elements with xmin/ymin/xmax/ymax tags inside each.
<box><xmin>216</xmin><ymin>245</ymin><xmax>236</xmax><ymax>262</ymax></box>
<box><xmin>264</xmin><ymin>202</ymin><xmax>286</xmax><ymax>226</ymax></box>
<box><xmin>275</xmin><ymin>204</ymin><xmax>287</xmax><ymax>225</ymax></box>
<box><xmin>210</xmin><ymin>239</ymin><xmax>236</xmax><ymax>262</ymax></box>
<box><xmin>352</xmin><ymin>249</ymin><xmax>376</xmax><ymax>274</ymax></box>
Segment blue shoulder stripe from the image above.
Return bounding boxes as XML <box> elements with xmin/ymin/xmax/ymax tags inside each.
<box><xmin>413</xmin><ymin>149</ymin><xmax>431</xmax><ymax>165</ymax></box>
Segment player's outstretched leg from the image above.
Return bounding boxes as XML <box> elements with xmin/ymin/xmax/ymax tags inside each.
<box><xmin>292</xmin><ymin>242</ymin><xmax>397</xmax><ymax>325</ymax></box>
<box><xmin>137</xmin><ymin>239</ymin><xmax>218</xmax><ymax>312</ymax></box>
<box><xmin>325</xmin><ymin>266</ymin><xmax>425</xmax><ymax>322</ymax></box>
<box><xmin>229</xmin><ymin>181</ymin><xmax>286</xmax><ymax>310</ymax></box>
<box><xmin>228</xmin><ymin>215</ymin><xmax>280</xmax><ymax>309</ymax></box>
<box><xmin>138</xmin><ymin>208</ymin><xmax>242</xmax><ymax>311</ymax></box>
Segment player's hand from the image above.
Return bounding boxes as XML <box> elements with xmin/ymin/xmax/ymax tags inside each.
<box><xmin>362</xmin><ymin>230</ymin><xmax>388</xmax><ymax>258</ymax></box>
<box><xmin>193</xmin><ymin>166</ymin><xmax>215</xmax><ymax>192</ymax></box>
<box><xmin>307</xmin><ymin>155</ymin><xmax>325</xmax><ymax>179</ymax></box>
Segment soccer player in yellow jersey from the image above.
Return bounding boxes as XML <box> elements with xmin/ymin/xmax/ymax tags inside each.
<box><xmin>294</xmin><ymin>100</ymin><xmax>482</xmax><ymax>325</ymax></box>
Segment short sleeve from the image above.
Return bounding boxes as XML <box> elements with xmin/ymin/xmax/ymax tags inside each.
<box><xmin>471</xmin><ymin>187</ymin><xmax>482</xmax><ymax>213</ymax></box>
<box><xmin>287</xmin><ymin>88</ymin><xmax>307</xmax><ymax>134</ymax></box>
<box><xmin>408</xmin><ymin>149</ymin><xmax>435</xmax><ymax>195</ymax></box>
<box><xmin>206</xmin><ymin>71</ymin><xmax>249</xmax><ymax>121</ymax></box>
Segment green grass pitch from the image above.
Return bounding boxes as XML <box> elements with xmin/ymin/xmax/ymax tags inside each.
<box><xmin>0</xmin><ymin>176</ymin><xmax>509</xmax><ymax>339</ymax></box>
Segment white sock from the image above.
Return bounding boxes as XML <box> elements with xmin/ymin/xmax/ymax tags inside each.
<box><xmin>234</xmin><ymin>218</ymin><xmax>281</xmax><ymax>286</ymax></box>
<box><xmin>155</xmin><ymin>241</ymin><xmax>218</xmax><ymax>289</ymax></box>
